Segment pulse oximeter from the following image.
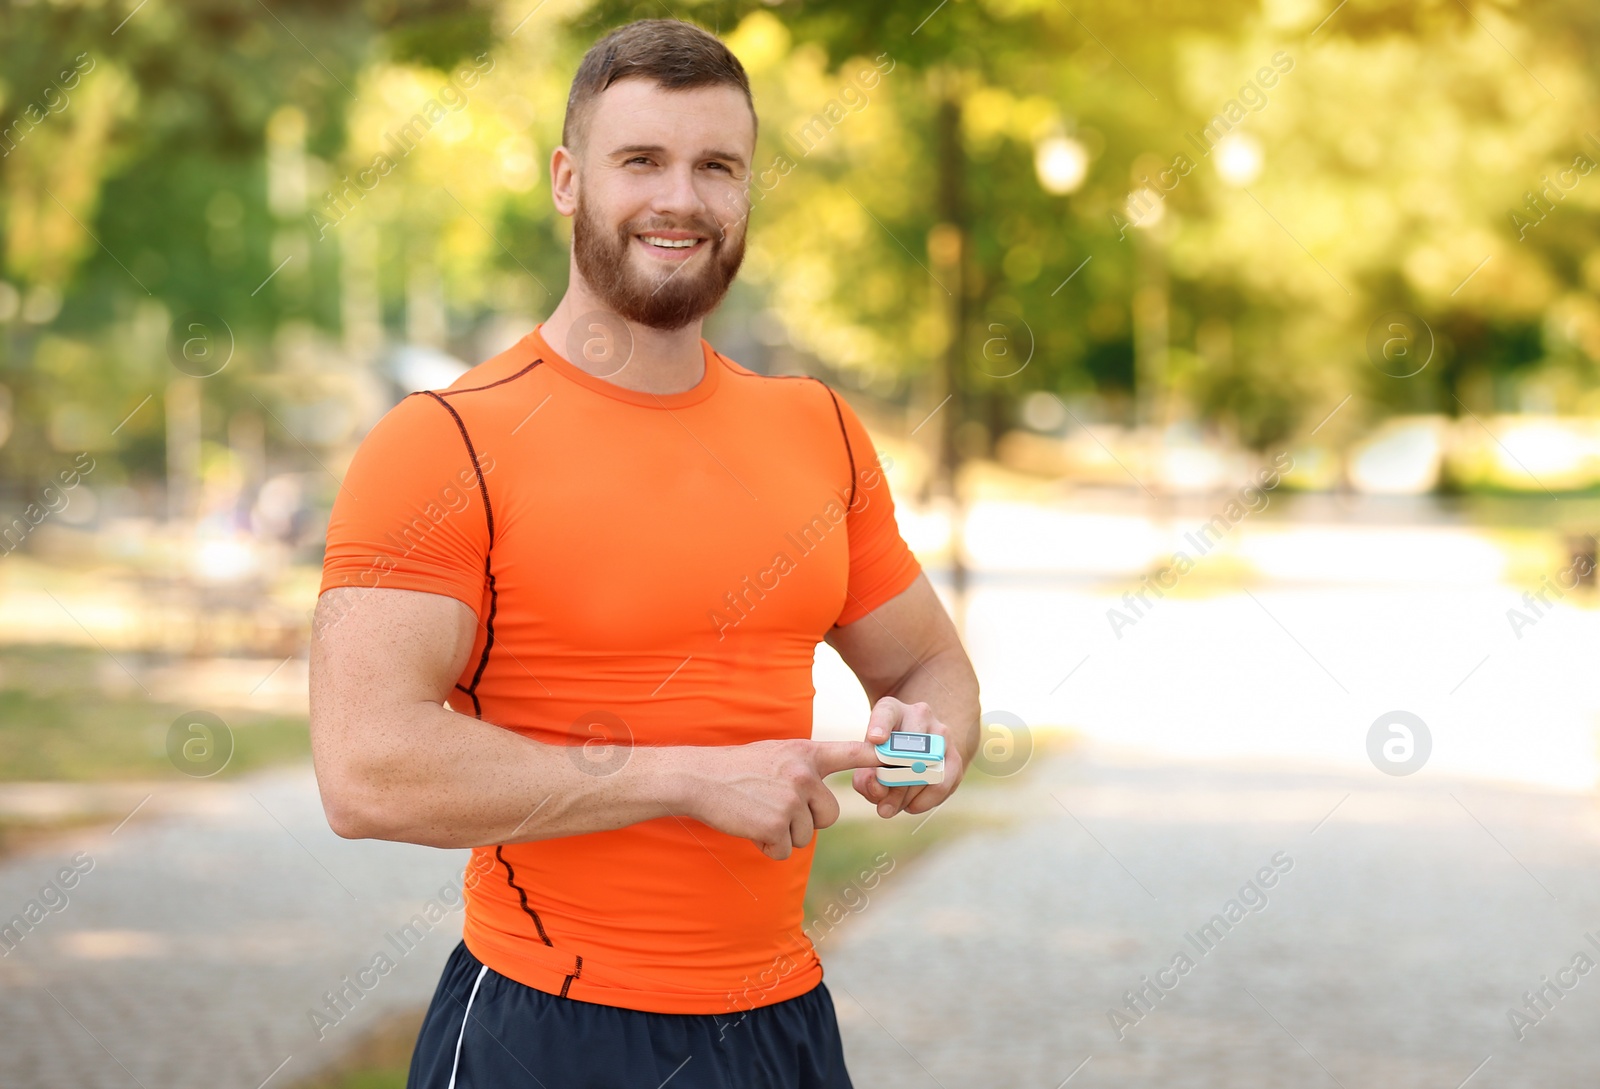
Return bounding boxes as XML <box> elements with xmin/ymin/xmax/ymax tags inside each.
<box><xmin>874</xmin><ymin>731</ymin><xmax>945</xmax><ymax>786</ymax></box>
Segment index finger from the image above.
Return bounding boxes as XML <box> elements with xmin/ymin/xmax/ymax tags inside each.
<box><xmin>808</xmin><ymin>739</ymin><xmax>884</xmax><ymax>777</ymax></box>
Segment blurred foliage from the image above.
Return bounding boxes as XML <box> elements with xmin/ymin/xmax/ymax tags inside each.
<box><xmin>0</xmin><ymin>0</ymin><xmax>496</xmax><ymax>488</ymax></box>
<box><xmin>0</xmin><ymin>644</ymin><xmax>310</xmax><ymax>781</ymax></box>
<box><xmin>1</xmin><ymin>0</ymin><xmax>1599</xmax><ymax>498</ymax></box>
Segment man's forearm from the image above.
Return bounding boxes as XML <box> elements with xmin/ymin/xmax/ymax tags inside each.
<box><xmin>883</xmin><ymin>647</ymin><xmax>982</xmax><ymax>766</ymax></box>
<box><xmin>320</xmin><ymin>701</ymin><xmax>699</xmax><ymax>850</ymax></box>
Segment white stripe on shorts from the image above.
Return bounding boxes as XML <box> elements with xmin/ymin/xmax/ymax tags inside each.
<box><xmin>447</xmin><ymin>963</ymin><xmax>490</xmax><ymax>1089</ymax></box>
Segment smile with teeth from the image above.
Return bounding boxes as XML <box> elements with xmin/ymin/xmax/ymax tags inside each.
<box><xmin>640</xmin><ymin>235</ymin><xmax>704</xmax><ymax>249</ymax></box>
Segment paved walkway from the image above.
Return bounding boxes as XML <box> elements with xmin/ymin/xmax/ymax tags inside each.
<box><xmin>826</xmin><ymin>743</ymin><xmax>1600</xmax><ymax>1089</ymax></box>
<box><xmin>4</xmin><ymin>745</ymin><xmax>1598</xmax><ymax>1088</ymax></box>
<box><xmin>0</xmin><ymin>764</ymin><xmax>471</xmax><ymax>1089</ymax></box>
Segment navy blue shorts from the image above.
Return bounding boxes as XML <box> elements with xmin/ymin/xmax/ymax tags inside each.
<box><xmin>407</xmin><ymin>939</ymin><xmax>856</xmax><ymax>1088</ymax></box>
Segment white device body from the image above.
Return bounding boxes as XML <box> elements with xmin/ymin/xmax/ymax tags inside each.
<box><xmin>876</xmin><ymin>761</ymin><xmax>944</xmax><ymax>786</ymax></box>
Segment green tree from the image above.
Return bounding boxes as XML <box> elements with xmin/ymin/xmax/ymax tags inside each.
<box><xmin>0</xmin><ymin>0</ymin><xmax>492</xmax><ymax>486</ymax></box>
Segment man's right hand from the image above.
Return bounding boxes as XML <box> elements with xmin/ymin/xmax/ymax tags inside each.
<box><xmin>678</xmin><ymin>739</ymin><xmax>885</xmax><ymax>860</ymax></box>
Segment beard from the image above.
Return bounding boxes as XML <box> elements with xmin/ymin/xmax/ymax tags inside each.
<box><xmin>571</xmin><ymin>191</ymin><xmax>746</xmax><ymax>332</ymax></box>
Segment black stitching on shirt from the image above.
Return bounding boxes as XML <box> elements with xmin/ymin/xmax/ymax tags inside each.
<box><xmin>496</xmin><ymin>844</ymin><xmax>553</xmax><ymax>946</ymax></box>
<box><xmin>439</xmin><ymin>358</ymin><xmax>544</xmax><ymax>397</ymax></box>
<box><xmin>818</xmin><ymin>382</ymin><xmax>858</xmax><ymax>511</ymax></box>
<box><xmin>422</xmin><ymin>392</ymin><xmax>497</xmax><ymax>716</ymax></box>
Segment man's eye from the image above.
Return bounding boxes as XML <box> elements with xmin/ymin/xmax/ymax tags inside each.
<box><xmin>626</xmin><ymin>156</ymin><xmax>652</xmax><ymax>165</ymax></box>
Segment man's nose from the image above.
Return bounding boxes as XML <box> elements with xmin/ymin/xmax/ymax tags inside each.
<box><xmin>650</xmin><ymin>162</ymin><xmax>709</xmax><ymax>222</ymax></box>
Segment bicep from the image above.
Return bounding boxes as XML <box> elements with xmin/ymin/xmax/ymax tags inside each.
<box><xmin>310</xmin><ymin>587</ymin><xmax>478</xmax><ymax>755</ymax></box>
<box><xmin>824</xmin><ymin>571</ymin><xmax>962</xmax><ymax>702</ymax></box>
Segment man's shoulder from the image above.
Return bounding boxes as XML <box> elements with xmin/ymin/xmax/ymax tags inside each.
<box><xmin>712</xmin><ymin>348</ymin><xmax>843</xmax><ymax>415</ymax></box>
<box><xmin>711</xmin><ymin>351</ymin><xmax>875</xmax><ymax>462</ymax></box>
<box><xmin>439</xmin><ymin>334</ymin><xmax>548</xmax><ymax>399</ymax></box>
<box><xmin>352</xmin><ymin>339</ymin><xmax>545</xmax><ymax>460</ymax></box>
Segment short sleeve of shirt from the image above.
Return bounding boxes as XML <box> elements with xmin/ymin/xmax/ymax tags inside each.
<box><xmin>318</xmin><ymin>393</ymin><xmax>492</xmax><ymax>619</ymax></box>
<box><xmin>829</xmin><ymin>390</ymin><xmax>924</xmax><ymax>628</ymax></box>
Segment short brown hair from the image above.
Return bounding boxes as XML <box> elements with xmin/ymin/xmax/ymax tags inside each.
<box><xmin>561</xmin><ymin>19</ymin><xmax>757</xmax><ymax>157</ymax></box>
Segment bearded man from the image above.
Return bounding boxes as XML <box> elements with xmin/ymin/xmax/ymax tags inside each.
<box><xmin>310</xmin><ymin>17</ymin><xmax>980</xmax><ymax>1088</ymax></box>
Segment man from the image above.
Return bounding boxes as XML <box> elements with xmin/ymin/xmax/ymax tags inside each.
<box><xmin>310</xmin><ymin>17</ymin><xmax>980</xmax><ymax>1088</ymax></box>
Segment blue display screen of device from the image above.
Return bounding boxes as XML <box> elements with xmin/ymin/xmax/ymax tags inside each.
<box><xmin>888</xmin><ymin>733</ymin><xmax>930</xmax><ymax>753</ymax></box>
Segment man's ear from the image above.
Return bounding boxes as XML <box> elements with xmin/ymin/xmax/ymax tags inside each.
<box><xmin>551</xmin><ymin>145</ymin><xmax>578</xmax><ymax>217</ymax></box>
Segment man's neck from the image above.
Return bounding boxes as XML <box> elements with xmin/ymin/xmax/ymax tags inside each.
<box><xmin>540</xmin><ymin>289</ymin><xmax>707</xmax><ymax>396</ymax></box>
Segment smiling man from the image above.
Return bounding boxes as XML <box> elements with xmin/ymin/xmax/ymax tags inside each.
<box><xmin>309</xmin><ymin>18</ymin><xmax>980</xmax><ymax>1089</ymax></box>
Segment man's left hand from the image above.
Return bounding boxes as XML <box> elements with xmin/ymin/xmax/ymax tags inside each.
<box><xmin>852</xmin><ymin>696</ymin><xmax>965</xmax><ymax>818</ymax></box>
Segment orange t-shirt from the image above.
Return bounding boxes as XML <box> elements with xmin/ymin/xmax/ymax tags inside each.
<box><xmin>318</xmin><ymin>324</ymin><xmax>923</xmax><ymax>1014</ymax></box>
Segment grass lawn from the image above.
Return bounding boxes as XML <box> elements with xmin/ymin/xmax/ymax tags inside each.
<box><xmin>287</xmin><ymin>1008</ymin><xmax>427</xmax><ymax>1089</ymax></box>
<box><xmin>0</xmin><ymin>811</ymin><xmax>121</xmax><ymax>860</ymax></box>
<box><xmin>0</xmin><ymin>643</ymin><xmax>312</xmax><ymax>857</ymax></box>
<box><xmin>0</xmin><ymin>643</ymin><xmax>312</xmax><ymax>783</ymax></box>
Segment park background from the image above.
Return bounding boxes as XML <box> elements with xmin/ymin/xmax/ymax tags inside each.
<box><xmin>2</xmin><ymin>0</ymin><xmax>1600</xmax><ymax>1085</ymax></box>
